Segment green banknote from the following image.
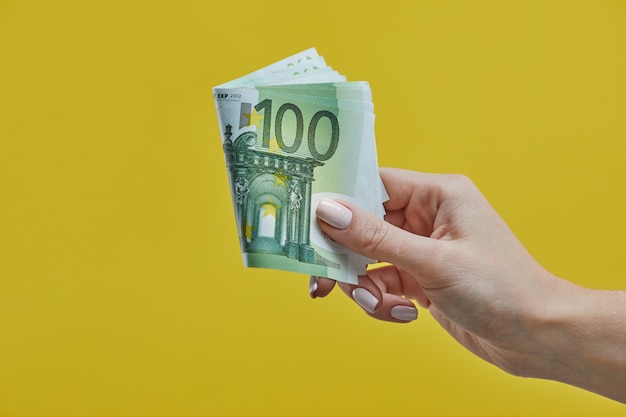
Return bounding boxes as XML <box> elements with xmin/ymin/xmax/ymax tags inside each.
<box><xmin>213</xmin><ymin>48</ymin><xmax>385</xmax><ymax>284</ymax></box>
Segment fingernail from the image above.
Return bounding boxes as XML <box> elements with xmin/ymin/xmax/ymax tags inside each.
<box><xmin>309</xmin><ymin>276</ymin><xmax>318</xmax><ymax>298</ymax></box>
<box><xmin>352</xmin><ymin>288</ymin><xmax>379</xmax><ymax>313</ymax></box>
<box><xmin>316</xmin><ymin>199</ymin><xmax>353</xmax><ymax>230</ymax></box>
<box><xmin>391</xmin><ymin>305</ymin><xmax>418</xmax><ymax>321</ymax></box>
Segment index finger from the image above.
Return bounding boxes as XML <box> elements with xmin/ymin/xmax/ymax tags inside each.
<box><xmin>380</xmin><ymin>168</ymin><xmax>445</xmax><ymax>236</ymax></box>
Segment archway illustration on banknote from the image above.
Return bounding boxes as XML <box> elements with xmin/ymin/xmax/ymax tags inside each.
<box><xmin>222</xmin><ymin>124</ymin><xmax>325</xmax><ymax>265</ymax></box>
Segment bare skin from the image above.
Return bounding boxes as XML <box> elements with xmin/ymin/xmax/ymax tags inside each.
<box><xmin>311</xmin><ymin>168</ymin><xmax>626</xmax><ymax>403</ymax></box>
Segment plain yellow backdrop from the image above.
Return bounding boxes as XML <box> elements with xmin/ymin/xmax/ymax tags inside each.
<box><xmin>1</xmin><ymin>1</ymin><xmax>625</xmax><ymax>416</ymax></box>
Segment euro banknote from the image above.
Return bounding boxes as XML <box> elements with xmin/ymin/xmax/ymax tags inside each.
<box><xmin>213</xmin><ymin>48</ymin><xmax>385</xmax><ymax>284</ymax></box>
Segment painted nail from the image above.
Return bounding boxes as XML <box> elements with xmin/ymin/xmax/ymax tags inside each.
<box><xmin>352</xmin><ymin>288</ymin><xmax>379</xmax><ymax>313</ymax></box>
<box><xmin>316</xmin><ymin>199</ymin><xmax>353</xmax><ymax>230</ymax></box>
<box><xmin>390</xmin><ymin>305</ymin><xmax>418</xmax><ymax>321</ymax></box>
<box><xmin>309</xmin><ymin>276</ymin><xmax>318</xmax><ymax>298</ymax></box>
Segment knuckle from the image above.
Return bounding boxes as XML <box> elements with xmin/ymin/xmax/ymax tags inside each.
<box><xmin>443</xmin><ymin>173</ymin><xmax>480</xmax><ymax>199</ymax></box>
<box><xmin>446</xmin><ymin>173</ymin><xmax>475</xmax><ymax>190</ymax></box>
<box><xmin>357</xmin><ymin>215</ymin><xmax>391</xmax><ymax>256</ymax></box>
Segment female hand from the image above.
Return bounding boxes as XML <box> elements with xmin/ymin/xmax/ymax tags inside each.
<box><xmin>309</xmin><ymin>168</ymin><xmax>626</xmax><ymax>403</ymax></box>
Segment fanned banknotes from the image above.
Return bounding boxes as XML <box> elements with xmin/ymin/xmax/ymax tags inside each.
<box><xmin>213</xmin><ymin>48</ymin><xmax>386</xmax><ymax>284</ymax></box>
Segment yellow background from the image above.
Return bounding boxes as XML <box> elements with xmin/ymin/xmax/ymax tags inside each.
<box><xmin>1</xmin><ymin>1</ymin><xmax>625</xmax><ymax>415</ymax></box>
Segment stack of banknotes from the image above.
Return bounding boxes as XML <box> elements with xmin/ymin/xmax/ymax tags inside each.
<box><xmin>213</xmin><ymin>48</ymin><xmax>386</xmax><ymax>284</ymax></box>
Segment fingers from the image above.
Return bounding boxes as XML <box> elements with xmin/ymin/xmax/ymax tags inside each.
<box><xmin>367</xmin><ymin>264</ymin><xmax>431</xmax><ymax>309</ymax></box>
<box><xmin>378</xmin><ymin>168</ymin><xmax>443</xmax><ymax>231</ymax></box>
<box><xmin>310</xmin><ymin>266</ymin><xmax>424</xmax><ymax>323</ymax></box>
<box><xmin>310</xmin><ymin>275</ymin><xmax>383</xmax><ymax>312</ymax></box>
<box><xmin>337</xmin><ymin>283</ymin><xmax>418</xmax><ymax>323</ymax></box>
<box><xmin>311</xmin><ymin>170</ymin><xmax>458</xmax><ymax>323</ymax></box>
<box><xmin>309</xmin><ymin>275</ymin><xmax>335</xmax><ymax>298</ymax></box>
<box><xmin>378</xmin><ymin>167</ymin><xmax>461</xmax><ymax>213</ymax></box>
<box><xmin>315</xmin><ymin>199</ymin><xmax>441</xmax><ymax>277</ymax></box>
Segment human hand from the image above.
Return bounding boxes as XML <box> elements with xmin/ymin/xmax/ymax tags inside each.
<box><xmin>309</xmin><ymin>168</ymin><xmax>626</xmax><ymax>402</ymax></box>
<box><xmin>310</xmin><ymin>168</ymin><xmax>563</xmax><ymax>377</ymax></box>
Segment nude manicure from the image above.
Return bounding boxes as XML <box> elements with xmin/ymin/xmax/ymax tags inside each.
<box><xmin>309</xmin><ymin>276</ymin><xmax>318</xmax><ymax>298</ymax></box>
<box><xmin>316</xmin><ymin>199</ymin><xmax>353</xmax><ymax>230</ymax></box>
<box><xmin>352</xmin><ymin>288</ymin><xmax>379</xmax><ymax>313</ymax></box>
<box><xmin>391</xmin><ymin>305</ymin><xmax>418</xmax><ymax>321</ymax></box>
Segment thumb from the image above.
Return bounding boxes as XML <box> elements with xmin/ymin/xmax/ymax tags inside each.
<box><xmin>315</xmin><ymin>199</ymin><xmax>439</xmax><ymax>274</ymax></box>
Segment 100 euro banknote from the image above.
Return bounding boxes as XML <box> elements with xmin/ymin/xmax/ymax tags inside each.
<box><xmin>213</xmin><ymin>49</ymin><xmax>385</xmax><ymax>284</ymax></box>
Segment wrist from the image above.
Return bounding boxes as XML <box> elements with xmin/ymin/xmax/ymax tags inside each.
<box><xmin>523</xmin><ymin>274</ymin><xmax>626</xmax><ymax>402</ymax></box>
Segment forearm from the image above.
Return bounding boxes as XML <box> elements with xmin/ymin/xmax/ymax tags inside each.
<box><xmin>528</xmin><ymin>278</ymin><xmax>626</xmax><ymax>403</ymax></box>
